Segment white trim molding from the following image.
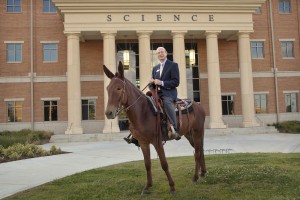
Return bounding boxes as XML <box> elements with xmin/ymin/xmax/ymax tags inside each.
<box><xmin>4</xmin><ymin>98</ymin><xmax>25</xmax><ymax>102</ymax></box>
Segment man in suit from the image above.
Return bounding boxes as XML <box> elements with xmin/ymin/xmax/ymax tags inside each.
<box><xmin>150</xmin><ymin>47</ymin><xmax>181</xmax><ymax>140</ymax></box>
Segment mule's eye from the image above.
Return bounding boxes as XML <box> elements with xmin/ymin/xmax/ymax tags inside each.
<box><xmin>117</xmin><ymin>87</ymin><xmax>121</xmax><ymax>91</ymax></box>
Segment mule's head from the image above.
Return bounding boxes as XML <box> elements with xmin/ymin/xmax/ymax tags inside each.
<box><xmin>103</xmin><ymin>61</ymin><xmax>127</xmax><ymax>119</ymax></box>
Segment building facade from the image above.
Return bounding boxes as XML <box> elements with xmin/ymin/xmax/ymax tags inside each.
<box><xmin>0</xmin><ymin>0</ymin><xmax>299</xmax><ymax>134</ymax></box>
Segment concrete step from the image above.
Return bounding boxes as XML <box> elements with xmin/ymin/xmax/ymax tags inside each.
<box><xmin>205</xmin><ymin>126</ymin><xmax>279</xmax><ymax>135</ymax></box>
<box><xmin>50</xmin><ymin>126</ymin><xmax>279</xmax><ymax>143</ymax></box>
<box><xmin>50</xmin><ymin>131</ymin><xmax>129</xmax><ymax>143</ymax></box>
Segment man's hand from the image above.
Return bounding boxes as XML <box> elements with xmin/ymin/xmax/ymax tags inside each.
<box><xmin>153</xmin><ymin>79</ymin><xmax>162</xmax><ymax>86</ymax></box>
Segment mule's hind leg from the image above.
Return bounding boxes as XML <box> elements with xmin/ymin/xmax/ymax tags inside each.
<box><xmin>187</xmin><ymin>129</ymin><xmax>203</xmax><ymax>183</ymax></box>
<box><xmin>184</xmin><ymin>132</ymin><xmax>200</xmax><ymax>182</ymax></box>
<box><xmin>199</xmin><ymin>129</ymin><xmax>206</xmax><ymax>177</ymax></box>
<box><xmin>153</xmin><ymin>142</ymin><xmax>176</xmax><ymax>194</ymax></box>
<box><xmin>140</xmin><ymin>144</ymin><xmax>153</xmax><ymax>195</ymax></box>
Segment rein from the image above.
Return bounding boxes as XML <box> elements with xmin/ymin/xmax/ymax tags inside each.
<box><xmin>115</xmin><ymin>78</ymin><xmax>150</xmax><ymax>116</ymax></box>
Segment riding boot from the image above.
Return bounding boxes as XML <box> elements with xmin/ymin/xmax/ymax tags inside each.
<box><xmin>123</xmin><ymin>135</ymin><xmax>140</xmax><ymax>147</ymax></box>
<box><xmin>169</xmin><ymin>125</ymin><xmax>181</xmax><ymax>140</ymax></box>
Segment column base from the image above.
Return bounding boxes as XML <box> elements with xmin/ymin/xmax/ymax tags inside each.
<box><xmin>102</xmin><ymin>119</ymin><xmax>120</xmax><ymax>133</ymax></box>
<box><xmin>209</xmin><ymin>122</ymin><xmax>227</xmax><ymax>129</ymax></box>
<box><xmin>65</xmin><ymin>126</ymin><xmax>83</xmax><ymax>134</ymax></box>
<box><xmin>242</xmin><ymin>120</ymin><xmax>260</xmax><ymax>128</ymax></box>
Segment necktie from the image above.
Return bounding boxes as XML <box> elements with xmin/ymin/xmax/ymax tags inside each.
<box><xmin>159</xmin><ymin>63</ymin><xmax>163</xmax><ymax>77</ymax></box>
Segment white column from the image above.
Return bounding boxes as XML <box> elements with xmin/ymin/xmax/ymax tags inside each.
<box><xmin>238</xmin><ymin>32</ymin><xmax>259</xmax><ymax>127</ymax></box>
<box><xmin>137</xmin><ymin>31</ymin><xmax>152</xmax><ymax>89</ymax></box>
<box><xmin>206</xmin><ymin>31</ymin><xmax>226</xmax><ymax>129</ymax></box>
<box><xmin>101</xmin><ymin>31</ymin><xmax>120</xmax><ymax>133</ymax></box>
<box><xmin>172</xmin><ymin>31</ymin><xmax>187</xmax><ymax>99</ymax></box>
<box><xmin>65</xmin><ymin>33</ymin><xmax>83</xmax><ymax>134</ymax></box>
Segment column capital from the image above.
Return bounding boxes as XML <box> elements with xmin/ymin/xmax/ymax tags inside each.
<box><xmin>237</xmin><ymin>30</ymin><xmax>253</xmax><ymax>36</ymax></box>
<box><xmin>171</xmin><ymin>30</ymin><xmax>187</xmax><ymax>36</ymax></box>
<box><xmin>205</xmin><ymin>31</ymin><xmax>221</xmax><ymax>36</ymax></box>
<box><xmin>100</xmin><ymin>31</ymin><xmax>117</xmax><ymax>37</ymax></box>
<box><xmin>64</xmin><ymin>32</ymin><xmax>81</xmax><ymax>37</ymax></box>
<box><xmin>136</xmin><ymin>30</ymin><xmax>153</xmax><ymax>37</ymax></box>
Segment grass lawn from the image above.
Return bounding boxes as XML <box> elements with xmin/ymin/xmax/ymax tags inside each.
<box><xmin>4</xmin><ymin>153</ymin><xmax>300</xmax><ymax>200</ymax></box>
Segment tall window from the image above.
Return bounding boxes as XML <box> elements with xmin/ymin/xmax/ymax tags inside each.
<box><xmin>82</xmin><ymin>100</ymin><xmax>96</xmax><ymax>120</ymax></box>
<box><xmin>7</xmin><ymin>43</ymin><xmax>22</xmax><ymax>63</ymax></box>
<box><xmin>43</xmin><ymin>0</ymin><xmax>56</xmax><ymax>13</ymax></box>
<box><xmin>251</xmin><ymin>41</ymin><xmax>264</xmax><ymax>59</ymax></box>
<box><xmin>285</xmin><ymin>93</ymin><xmax>298</xmax><ymax>112</ymax></box>
<box><xmin>44</xmin><ymin>101</ymin><xmax>58</xmax><ymax>121</ymax></box>
<box><xmin>43</xmin><ymin>43</ymin><xmax>58</xmax><ymax>62</ymax></box>
<box><xmin>186</xmin><ymin>66</ymin><xmax>200</xmax><ymax>102</ymax></box>
<box><xmin>279</xmin><ymin>0</ymin><xmax>291</xmax><ymax>14</ymax></box>
<box><xmin>7</xmin><ymin>101</ymin><xmax>22</xmax><ymax>122</ymax></box>
<box><xmin>222</xmin><ymin>95</ymin><xmax>234</xmax><ymax>115</ymax></box>
<box><xmin>6</xmin><ymin>0</ymin><xmax>21</xmax><ymax>13</ymax></box>
<box><xmin>255</xmin><ymin>94</ymin><xmax>267</xmax><ymax>113</ymax></box>
<box><xmin>281</xmin><ymin>41</ymin><xmax>294</xmax><ymax>58</ymax></box>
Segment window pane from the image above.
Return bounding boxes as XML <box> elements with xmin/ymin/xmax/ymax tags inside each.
<box><xmin>192</xmin><ymin>79</ymin><xmax>199</xmax><ymax>90</ymax></box>
<box><xmin>51</xmin><ymin>106</ymin><xmax>58</xmax><ymax>121</ymax></box>
<box><xmin>44</xmin><ymin>101</ymin><xmax>58</xmax><ymax>121</ymax></box>
<box><xmin>89</xmin><ymin>104</ymin><xmax>95</xmax><ymax>120</ymax></box>
<box><xmin>43</xmin><ymin>44</ymin><xmax>58</xmax><ymax>62</ymax></box>
<box><xmin>7</xmin><ymin>0</ymin><xmax>21</xmax><ymax>12</ymax></box>
<box><xmin>7</xmin><ymin>104</ymin><xmax>14</xmax><ymax>122</ymax></box>
<box><xmin>291</xmin><ymin>94</ymin><xmax>298</xmax><ymax>112</ymax></box>
<box><xmin>82</xmin><ymin>105</ymin><xmax>88</xmax><ymax>120</ymax></box>
<box><xmin>14</xmin><ymin>5</ymin><xmax>21</xmax><ymax>12</ymax></box>
<box><xmin>281</xmin><ymin>42</ymin><xmax>294</xmax><ymax>58</ymax></box>
<box><xmin>222</xmin><ymin>95</ymin><xmax>234</xmax><ymax>115</ymax></box>
<box><xmin>44</xmin><ymin>106</ymin><xmax>50</xmax><ymax>121</ymax></box>
<box><xmin>255</xmin><ymin>94</ymin><xmax>267</xmax><ymax>113</ymax></box>
<box><xmin>7</xmin><ymin>101</ymin><xmax>22</xmax><ymax>122</ymax></box>
<box><xmin>7</xmin><ymin>6</ymin><xmax>14</xmax><ymax>12</ymax></box>
<box><xmin>43</xmin><ymin>0</ymin><xmax>49</xmax><ymax>12</ymax></box>
<box><xmin>50</xmin><ymin>1</ymin><xmax>57</xmax><ymax>12</ymax></box>
<box><xmin>279</xmin><ymin>0</ymin><xmax>291</xmax><ymax>13</ymax></box>
<box><xmin>193</xmin><ymin>92</ymin><xmax>200</xmax><ymax>102</ymax></box>
<box><xmin>192</xmin><ymin>67</ymin><xmax>199</xmax><ymax>78</ymax></box>
<box><xmin>7</xmin><ymin>0</ymin><xmax>14</xmax><ymax>5</ymax></box>
<box><xmin>251</xmin><ymin>42</ymin><xmax>264</xmax><ymax>58</ymax></box>
<box><xmin>7</xmin><ymin>44</ymin><xmax>22</xmax><ymax>62</ymax></box>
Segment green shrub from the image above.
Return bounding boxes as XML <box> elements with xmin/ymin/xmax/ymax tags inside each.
<box><xmin>270</xmin><ymin>120</ymin><xmax>300</xmax><ymax>133</ymax></box>
<box><xmin>0</xmin><ymin>143</ymin><xmax>62</xmax><ymax>163</ymax></box>
<box><xmin>50</xmin><ymin>145</ymin><xmax>62</xmax><ymax>154</ymax></box>
<box><xmin>0</xmin><ymin>129</ymin><xmax>54</xmax><ymax>148</ymax></box>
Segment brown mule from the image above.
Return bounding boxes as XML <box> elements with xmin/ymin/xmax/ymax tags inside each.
<box><xmin>104</xmin><ymin>61</ymin><xmax>206</xmax><ymax>194</ymax></box>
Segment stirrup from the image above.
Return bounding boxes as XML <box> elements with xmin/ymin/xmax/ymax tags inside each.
<box><xmin>123</xmin><ymin>137</ymin><xmax>132</xmax><ymax>144</ymax></box>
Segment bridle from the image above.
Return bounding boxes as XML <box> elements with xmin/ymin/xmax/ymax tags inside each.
<box><xmin>113</xmin><ymin>77</ymin><xmax>150</xmax><ymax>116</ymax></box>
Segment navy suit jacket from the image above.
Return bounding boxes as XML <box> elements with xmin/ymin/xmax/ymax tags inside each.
<box><xmin>151</xmin><ymin>59</ymin><xmax>180</xmax><ymax>101</ymax></box>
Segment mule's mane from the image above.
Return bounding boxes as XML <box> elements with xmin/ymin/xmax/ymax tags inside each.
<box><xmin>112</xmin><ymin>75</ymin><xmax>147</xmax><ymax>112</ymax></box>
<box><xmin>118</xmin><ymin>76</ymin><xmax>146</xmax><ymax>97</ymax></box>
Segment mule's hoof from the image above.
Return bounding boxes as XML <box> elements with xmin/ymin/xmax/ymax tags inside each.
<box><xmin>192</xmin><ymin>176</ymin><xmax>199</xmax><ymax>183</ymax></box>
<box><xmin>201</xmin><ymin>172</ymin><xmax>206</xmax><ymax>177</ymax></box>
<box><xmin>170</xmin><ymin>190</ymin><xmax>176</xmax><ymax>195</ymax></box>
<box><xmin>141</xmin><ymin>189</ymin><xmax>151</xmax><ymax>195</ymax></box>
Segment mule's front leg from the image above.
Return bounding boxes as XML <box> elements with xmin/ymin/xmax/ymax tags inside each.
<box><xmin>154</xmin><ymin>143</ymin><xmax>176</xmax><ymax>194</ymax></box>
<box><xmin>140</xmin><ymin>144</ymin><xmax>152</xmax><ymax>195</ymax></box>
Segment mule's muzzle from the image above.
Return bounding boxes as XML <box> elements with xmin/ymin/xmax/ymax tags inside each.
<box><xmin>105</xmin><ymin>110</ymin><xmax>116</xmax><ymax>119</ymax></box>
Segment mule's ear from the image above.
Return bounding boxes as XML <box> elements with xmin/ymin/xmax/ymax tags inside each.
<box><xmin>117</xmin><ymin>61</ymin><xmax>124</xmax><ymax>80</ymax></box>
<box><xmin>103</xmin><ymin>65</ymin><xmax>115</xmax><ymax>79</ymax></box>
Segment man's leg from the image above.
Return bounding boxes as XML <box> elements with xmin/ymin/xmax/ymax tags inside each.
<box><xmin>163</xmin><ymin>97</ymin><xmax>180</xmax><ymax>140</ymax></box>
<box><xmin>163</xmin><ymin>97</ymin><xmax>177</xmax><ymax>129</ymax></box>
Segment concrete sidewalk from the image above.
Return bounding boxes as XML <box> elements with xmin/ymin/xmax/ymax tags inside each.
<box><xmin>0</xmin><ymin>131</ymin><xmax>300</xmax><ymax>199</ymax></box>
